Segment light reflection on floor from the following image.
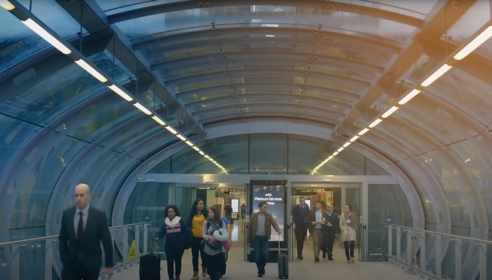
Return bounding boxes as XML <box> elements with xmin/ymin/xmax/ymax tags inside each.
<box><xmin>228</xmin><ymin>218</ymin><xmax>241</xmax><ymax>242</ymax></box>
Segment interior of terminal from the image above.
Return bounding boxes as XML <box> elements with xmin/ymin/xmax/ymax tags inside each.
<box><xmin>1</xmin><ymin>1</ymin><xmax>492</xmax><ymax>280</ymax></box>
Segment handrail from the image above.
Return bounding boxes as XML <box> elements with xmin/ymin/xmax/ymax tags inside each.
<box><xmin>385</xmin><ymin>223</ymin><xmax>492</xmax><ymax>245</ymax></box>
<box><xmin>0</xmin><ymin>221</ymin><xmax>152</xmax><ymax>247</ymax></box>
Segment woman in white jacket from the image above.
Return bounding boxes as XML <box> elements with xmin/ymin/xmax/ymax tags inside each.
<box><xmin>340</xmin><ymin>204</ymin><xmax>358</xmax><ymax>263</ymax></box>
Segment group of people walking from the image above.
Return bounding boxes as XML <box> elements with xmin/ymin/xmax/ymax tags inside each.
<box><xmin>156</xmin><ymin>199</ymin><xmax>230</xmax><ymax>280</ymax></box>
<box><xmin>292</xmin><ymin>197</ymin><xmax>358</xmax><ymax>263</ymax></box>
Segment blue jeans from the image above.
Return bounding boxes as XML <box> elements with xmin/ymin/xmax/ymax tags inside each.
<box><xmin>253</xmin><ymin>236</ymin><xmax>269</xmax><ymax>274</ymax></box>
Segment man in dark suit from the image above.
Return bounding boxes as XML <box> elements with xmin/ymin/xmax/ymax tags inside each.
<box><xmin>59</xmin><ymin>184</ymin><xmax>113</xmax><ymax>280</ymax></box>
<box><xmin>291</xmin><ymin>197</ymin><xmax>309</xmax><ymax>260</ymax></box>
<box><xmin>322</xmin><ymin>203</ymin><xmax>340</xmax><ymax>260</ymax></box>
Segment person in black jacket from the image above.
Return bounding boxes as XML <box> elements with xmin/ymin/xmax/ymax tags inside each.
<box><xmin>58</xmin><ymin>183</ymin><xmax>113</xmax><ymax>280</ymax></box>
<box><xmin>156</xmin><ymin>205</ymin><xmax>190</xmax><ymax>280</ymax></box>
<box><xmin>186</xmin><ymin>199</ymin><xmax>208</xmax><ymax>280</ymax></box>
<box><xmin>322</xmin><ymin>203</ymin><xmax>340</xmax><ymax>260</ymax></box>
<box><xmin>291</xmin><ymin>197</ymin><xmax>309</xmax><ymax>260</ymax></box>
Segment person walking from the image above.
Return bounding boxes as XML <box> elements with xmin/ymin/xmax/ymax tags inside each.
<box><xmin>248</xmin><ymin>202</ymin><xmax>281</xmax><ymax>277</ymax></box>
<box><xmin>156</xmin><ymin>205</ymin><xmax>190</xmax><ymax>280</ymax></box>
<box><xmin>291</xmin><ymin>197</ymin><xmax>309</xmax><ymax>260</ymax></box>
<box><xmin>340</xmin><ymin>204</ymin><xmax>358</xmax><ymax>263</ymax></box>
<box><xmin>322</xmin><ymin>203</ymin><xmax>340</xmax><ymax>260</ymax></box>
<box><xmin>240</xmin><ymin>203</ymin><xmax>246</xmax><ymax>219</ymax></box>
<box><xmin>59</xmin><ymin>184</ymin><xmax>113</xmax><ymax>280</ymax></box>
<box><xmin>308</xmin><ymin>201</ymin><xmax>329</xmax><ymax>262</ymax></box>
<box><xmin>186</xmin><ymin>199</ymin><xmax>208</xmax><ymax>280</ymax></box>
<box><xmin>203</xmin><ymin>206</ymin><xmax>228</xmax><ymax>280</ymax></box>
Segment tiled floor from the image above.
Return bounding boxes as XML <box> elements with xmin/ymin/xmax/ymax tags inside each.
<box><xmin>113</xmin><ymin>220</ymin><xmax>419</xmax><ymax>280</ymax></box>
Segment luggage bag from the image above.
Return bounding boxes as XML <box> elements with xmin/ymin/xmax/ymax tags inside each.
<box><xmin>277</xmin><ymin>240</ymin><xmax>289</xmax><ymax>279</ymax></box>
<box><xmin>139</xmin><ymin>242</ymin><xmax>161</xmax><ymax>280</ymax></box>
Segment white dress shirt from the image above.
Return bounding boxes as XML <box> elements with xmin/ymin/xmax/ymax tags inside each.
<box><xmin>74</xmin><ymin>205</ymin><xmax>90</xmax><ymax>237</ymax></box>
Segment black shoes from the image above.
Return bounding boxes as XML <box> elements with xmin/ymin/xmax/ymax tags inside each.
<box><xmin>315</xmin><ymin>257</ymin><xmax>320</xmax><ymax>263</ymax></box>
<box><xmin>258</xmin><ymin>272</ymin><xmax>264</xmax><ymax>277</ymax></box>
<box><xmin>298</xmin><ymin>256</ymin><xmax>303</xmax><ymax>260</ymax></box>
<box><xmin>328</xmin><ymin>257</ymin><xmax>334</xmax><ymax>261</ymax></box>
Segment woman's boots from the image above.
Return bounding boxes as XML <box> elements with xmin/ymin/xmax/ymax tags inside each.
<box><xmin>191</xmin><ymin>271</ymin><xmax>199</xmax><ymax>280</ymax></box>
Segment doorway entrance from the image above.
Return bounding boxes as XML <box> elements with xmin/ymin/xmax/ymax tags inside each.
<box><xmin>289</xmin><ymin>183</ymin><xmax>362</xmax><ymax>261</ymax></box>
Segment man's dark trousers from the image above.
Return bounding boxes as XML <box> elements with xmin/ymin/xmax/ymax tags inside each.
<box><xmin>294</xmin><ymin>224</ymin><xmax>308</xmax><ymax>258</ymax></box>
<box><xmin>323</xmin><ymin>233</ymin><xmax>336</xmax><ymax>259</ymax></box>
<box><xmin>253</xmin><ymin>236</ymin><xmax>269</xmax><ymax>275</ymax></box>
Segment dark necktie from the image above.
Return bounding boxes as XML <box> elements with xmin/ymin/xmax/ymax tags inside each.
<box><xmin>77</xmin><ymin>212</ymin><xmax>84</xmax><ymax>242</ymax></box>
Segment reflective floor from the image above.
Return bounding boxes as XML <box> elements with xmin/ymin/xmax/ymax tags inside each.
<box><xmin>113</xmin><ymin>219</ymin><xmax>419</xmax><ymax>280</ymax></box>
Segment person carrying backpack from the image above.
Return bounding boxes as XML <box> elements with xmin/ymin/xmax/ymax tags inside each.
<box><xmin>155</xmin><ymin>205</ymin><xmax>190</xmax><ymax>280</ymax></box>
<box><xmin>203</xmin><ymin>206</ymin><xmax>229</xmax><ymax>280</ymax></box>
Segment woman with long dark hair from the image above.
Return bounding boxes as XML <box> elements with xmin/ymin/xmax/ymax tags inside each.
<box><xmin>156</xmin><ymin>205</ymin><xmax>190</xmax><ymax>280</ymax></box>
<box><xmin>203</xmin><ymin>206</ymin><xmax>228</xmax><ymax>280</ymax></box>
<box><xmin>186</xmin><ymin>199</ymin><xmax>208</xmax><ymax>280</ymax></box>
<box><xmin>340</xmin><ymin>204</ymin><xmax>357</xmax><ymax>263</ymax></box>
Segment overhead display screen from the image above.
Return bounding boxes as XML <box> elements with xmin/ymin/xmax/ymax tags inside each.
<box><xmin>251</xmin><ymin>181</ymin><xmax>286</xmax><ymax>241</ymax></box>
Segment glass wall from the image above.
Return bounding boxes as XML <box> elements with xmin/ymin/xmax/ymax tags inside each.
<box><xmin>148</xmin><ymin>133</ymin><xmax>389</xmax><ymax>175</ymax></box>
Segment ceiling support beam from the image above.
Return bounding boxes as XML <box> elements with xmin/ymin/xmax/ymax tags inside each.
<box><xmin>55</xmin><ymin>0</ymin><xmax>205</xmax><ymax>134</ymax></box>
<box><xmin>333</xmin><ymin>0</ymin><xmax>477</xmax><ymax>138</ymax></box>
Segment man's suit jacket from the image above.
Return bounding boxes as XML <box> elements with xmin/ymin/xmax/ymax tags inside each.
<box><xmin>323</xmin><ymin>212</ymin><xmax>340</xmax><ymax>236</ymax></box>
<box><xmin>307</xmin><ymin>209</ymin><xmax>330</xmax><ymax>233</ymax></box>
<box><xmin>59</xmin><ymin>206</ymin><xmax>113</xmax><ymax>271</ymax></box>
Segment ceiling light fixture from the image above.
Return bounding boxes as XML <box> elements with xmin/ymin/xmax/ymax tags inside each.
<box><xmin>176</xmin><ymin>134</ymin><xmax>186</xmax><ymax>141</ymax></box>
<box><xmin>133</xmin><ymin>102</ymin><xmax>152</xmax><ymax>115</ymax></box>
<box><xmin>185</xmin><ymin>141</ymin><xmax>194</xmax><ymax>147</ymax></box>
<box><xmin>421</xmin><ymin>64</ymin><xmax>452</xmax><ymax>87</ymax></box>
<box><xmin>22</xmin><ymin>19</ymin><xmax>71</xmax><ymax>54</ymax></box>
<box><xmin>369</xmin><ymin>118</ymin><xmax>383</xmax><ymax>128</ymax></box>
<box><xmin>343</xmin><ymin>142</ymin><xmax>350</xmax><ymax>148</ymax></box>
<box><xmin>398</xmin><ymin>89</ymin><xmax>421</xmax><ymax>105</ymax></box>
<box><xmin>0</xmin><ymin>0</ymin><xmax>15</xmax><ymax>10</ymax></box>
<box><xmin>454</xmin><ymin>26</ymin><xmax>492</xmax><ymax>60</ymax></box>
<box><xmin>151</xmin><ymin>116</ymin><xmax>166</xmax><ymax>126</ymax></box>
<box><xmin>193</xmin><ymin>146</ymin><xmax>200</xmax><ymax>151</ymax></box>
<box><xmin>337</xmin><ymin>147</ymin><xmax>344</xmax><ymax>152</ymax></box>
<box><xmin>333</xmin><ymin>152</ymin><xmax>339</xmax><ymax>156</ymax></box>
<box><xmin>358</xmin><ymin>128</ymin><xmax>369</xmax><ymax>136</ymax></box>
<box><xmin>350</xmin><ymin>135</ymin><xmax>359</xmax><ymax>142</ymax></box>
<box><xmin>74</xmin><ymin>59</ymin><xmax>107</xmax><ymax>82</ymax></box>
<box><xmin>382</xmin><ymin>106</ymin><xmax>399</xmax><ymax>118</ymax></box>
<box><xmin>108</xmin><ymin>85</ymin><xmax>133</xmax><ymax>101</ymax></box>
<box><xmin>165</xmin><ymin>126</ymin><xmax>177</xmax><ymax>134</ymax></box>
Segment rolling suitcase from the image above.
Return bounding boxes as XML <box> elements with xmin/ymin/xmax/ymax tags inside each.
<box><xmin>277</xmin><ymin>240</ymin><xmax>288</xmax><ymax>279</ymax></box>
<box><xmin>139</xmin><ymin>242</ymin><xmax>161</xmax><ymax>280</ymax></box>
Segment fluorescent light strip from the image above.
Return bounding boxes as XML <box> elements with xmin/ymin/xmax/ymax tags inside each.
<box><xmin>151</xmin><ymin>116</ymin><xmax>166</xmax><ymax>126</ymax></box>
<box><xmin>382</xmin><ymin>106</ymin><xmax>399</xmax><ymax>118</ymax></box>
<box><xmin>369</xmin><ymin>118</ymin><xmax>383</xmax><ymax>128</ymax></box>
<box><xmin>398</xmin><ymin>89</ymin><xmax>421</xmax><ymax>105</ymax></box>
<box><xmin>454</xmin><ymin>26</ymin><xmax>492</xmax><ymax>60</ymax></box>
<box><xmin>199</xmin><ymin>151</ymin><xmax>205</xmax><ymax>155</ymax></box>
<box><xmin>204</xmin><ymin>155</ymin><xmax>210</xmax><ymax>159</ymax></box>
<box><xmin>0</xmin><ymin>0</ymin><xmax>15</xmax><ymax>10</ymax></box>
<box><xmin>333</xmin><ymin>152</ymin><xmax>339</xmax><ymax>156</ymax></box>
<box><xmin>193</xmin><ymin>146</ymin><xmax>200</xmax><ymax>151</ymax></box>
<box><xmin>421</xmin><ymin>64</ymin><xmax>452</xmax><ymax>87</ymax></box>
<box><xmin>337</xmin><ymin>147</ymin><xmax>344</xmax><ymax>152</ymax></box>
<box><xmin>74</xmin><ymin>59</ymin><xmax>107</xmax><ymax>82</ymax></box>
<box><xmin>358</xmin><ymin>128</ymin><xmax>369</xmax><ymax>136</ymax></box>
<box><xmin>343</xmin><ymin>142</ymin><xmax>350</xmax><ymax>148</ymax></box>
<box><xmin>328</xmin><ymin>156</ymin><xmax>333</xmax><ymax>160</ymax></box>
<box><xmin>133</xmin><ymin>102</ymin><xmax>152</xmax><ymax>115</ymax></box>
<box><xmin>165</xmin><ymin>126</ymin><xmax>177</xmax><ymax>134</ymax></box>
<box><xmin>108</xmin><ymin>85</ymin><xmax>133</xmax><ymax>101</ymax></box>
<box><xmin>176</xmin><ymin>134</ymin><xmax>186</xmax><ymax>141</ymax></box>
<box><xmin>185</xmin><ymin>141</ymin><xmax>194</xmax><ymax>147</ymax></box>
<box><xmin>350</xmin><ymin>135</ymin><xmax>359</xmax><ymax>142</ymax></box>
<box><xmin>22</xmin><ymin>19</ymin><xmax>71</xmax><ymax>55</ymax></box>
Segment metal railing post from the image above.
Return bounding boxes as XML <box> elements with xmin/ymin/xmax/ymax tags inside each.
<box><xmin>420</xmin><ymin>231</ymin><xmax>426</xmax><ymax>272</ymax></box>
<box><xmin>45</xmin><ymin>239</ymin><xmax>53</xmax><ymax>280</ymax></box>
<box><xmin>396</xmin><ymin>227</ymin><xmax>402</xmax><ymax>264</ymax></box>
<box><xmin>435</xmin><ymin>235</ymin><xmax>442</xmax><ymax>278</ymax></box>
<box><xmin>123</xmin><ymin>227</ymin><xmax>129</xmax><ymax>263</ymax></box>
<box><xmin>407</xmin><ymin>229</ymin><xmax>413</xmax><ymax>266</ymax></box>
<box><xmin>388</xmin><ymin>225</ymin><xmax>393</xmax><ymax>260</ymax></box>
<box><xmin>454</xmin><ymin>238</ymin><xmax>461</xmax><ymax>280</ymax></box>
<box><xmin>11</xmin><ymin>244</ymin><xmax>20</xmax><ymax>280</ymax></box>
<box><xmin>479</xmin><ymin>242</ymin><xmax>487</xmax><ymax>280</ymax></box>
<box><xmin>135</xmin><ymin>225</ymin><xmax>140</xmax><ymax>262</ymax></box>
<box><xmin>143</xmin><ymin>223</ymin><xmax>148</xmax><ymax>254</ymax></box>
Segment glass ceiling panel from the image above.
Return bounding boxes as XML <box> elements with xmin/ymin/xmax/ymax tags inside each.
<box><xmin>0</xmin><ymin>51</ymin><xmax>131</xmax><ymax>126</ymax></box>
<box><xmin>330</xmin><ymin>0</ymin><xmax>437</xmax><ymax>19</ymax></box>
<box><xmin>425</xmin><ymin>67</ymin><xmax>492</xmax><ymax>128</ymax></box>
<box><xmin>115</xmin><ymin>6</ymin><xmax>416</xmax><ymax>43</ymax></box>
<box><xmin>446</xmin><ymin>1</ymin><xmax>490</xmax><ymax>46</ymax></box>
<box><xmin>0</xmin><ymin>1</ymin><xmax>88</xmax><ymax>73</ymax></box>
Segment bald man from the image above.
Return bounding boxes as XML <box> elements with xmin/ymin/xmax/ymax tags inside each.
<box><xmin>322</xmin><ymin>203</ymin><xmax>340</xmax><ymax>260</ymax></box>
<box><xmin>59</xmin><ymin>184</ymin><xmax>113</xmax><ymax>280</ymax></box>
